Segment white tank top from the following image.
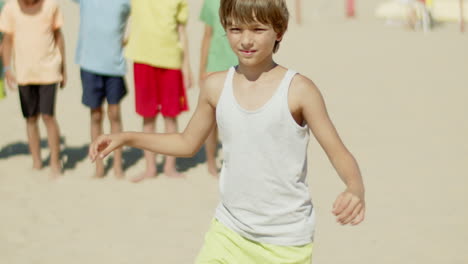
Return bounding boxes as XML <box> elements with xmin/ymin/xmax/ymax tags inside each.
<box><xmin>214</xmin><ymin>67</ymin><xmax>316</xmax><ymax>246</ymax></box>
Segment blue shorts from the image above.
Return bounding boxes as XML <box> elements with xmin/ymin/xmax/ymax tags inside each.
<box><xmin>80</xmin><ymin>69</ymin><xmax>127</xmax><ymax>109</ymax></box>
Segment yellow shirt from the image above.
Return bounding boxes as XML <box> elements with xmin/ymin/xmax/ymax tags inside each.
<box><xmin>0</xmin><ymin>0</ymin><xmax>63</xmax><ymax>85</ymax></box>
<box><xmin>125</xmin><ymin>0</ymin><xmax>188</xmax><ymax>69</ymax></box>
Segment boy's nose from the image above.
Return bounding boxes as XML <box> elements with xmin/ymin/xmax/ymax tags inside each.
<box><xmin>240</xmin><ymin>31</ymin><xmax>254</xmax><ymax>47</ymax></box>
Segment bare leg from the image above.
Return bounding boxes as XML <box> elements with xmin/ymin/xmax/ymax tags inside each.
<box><xmin>346</xmin><ymin>0</ymin><xmax>355</xmax><ymax>18</ymax></box>
<box><xmin>108</xmin><ymin>104</ymin><xmax>124</xmax><ymax>179</ymax></box>
<box><xmin>131</xmin><ymin>117</ymin><xmax>158</xmax><ymax>182</ymax></box>
<box><xmin>90</xmin><ymin>108</ymin><xmax>105</xmax><ymax>178</ymax></box>
<box><xmin>41</xmin><ymin>114</ymin><xmax>61</xmax><ymax>178</ymax></box>
<box><xmin>295</xmin><ymin>0</ymin><xmax>302</xmax><ymax>24</ymax></box>
<box><xmin>26</xmin><ymin>115</ymin><xmax>42</xmax><ymax>170</ymax></box>
<box><xmin>163</xmin><ymin>116</ymin><xmax>184</xmax><ymax>178</ymax></box>
<box><xmin>205</xmin><ymin>126</ymin><xmax>219</xmax><ymax>177</ymax></box>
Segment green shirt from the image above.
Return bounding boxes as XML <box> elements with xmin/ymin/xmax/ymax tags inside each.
<box><xmin>200</xmin><ymin>0</ymin><xmax>237</xmax><ymax>72</ymax></box>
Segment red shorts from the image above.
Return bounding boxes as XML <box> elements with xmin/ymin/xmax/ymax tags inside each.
<box><xmin>134</xmin><ymin>63</ymin><xmax>189</xmax><ymax>117</ymax></box>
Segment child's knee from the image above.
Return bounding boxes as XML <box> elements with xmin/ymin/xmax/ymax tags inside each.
<box><xmin>91</xmin><ymin>108</ymin><xmax>104</xmax><ymax>124</ymax></box>
<box><xmin>41</xmin><ymin>114</ymin><xmax>55</xmax><ymax>123</ymax></box>
<box><xmin>26</xmin><ymin>115</ymin><xmax>39</xmax><ymax>124</ymax></box>
<box><xmin>163</xmin><ymin>116</ymin><xmax>177</xmax><ymax>123</ymax></box>
<box><xmin>107</xmin><ymin>108</ymin><xmax>121</xmax><ymax>123</ymax></box>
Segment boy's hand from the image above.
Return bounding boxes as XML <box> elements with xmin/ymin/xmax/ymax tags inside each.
<box><xmin>89</xmin><ymin>134</ymin><xmax>124</xmax><ymax>162</ymax></box>
<box><xmin>60</xmin><ymin>70</ymin><xmax>67</xmax><ymax>89</ymax></box>
<box><xmin>332</xmin><ymin>187</ymin><xmax>365</xmax><ymax>225</ymax></box>
<box><xmin>5</xmin><ymin>70</ymin><xmax>17</xmax><ymax>91</ymax></box>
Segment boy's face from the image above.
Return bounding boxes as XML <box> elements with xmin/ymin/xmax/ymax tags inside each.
<box><xmin>226</xmin><ymin>21</ymin><xmax>281</xmax><ymax>66</ymax></box>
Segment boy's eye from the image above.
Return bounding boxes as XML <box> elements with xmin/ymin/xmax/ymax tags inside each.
<box><xmin>230</xmin><ymin>28</ymin><xmax>241</xmax><ymax>32</ymax></box>
<box><xmin>254</xmin><ymin>28</ymin><xmax>266</xmax><ymax>32</ymax></box>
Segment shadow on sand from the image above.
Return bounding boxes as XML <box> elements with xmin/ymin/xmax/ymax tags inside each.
<box><xmin>0</xmin><ymin>138</ymin><xmax>220</xmax><ymax>174</ymax></box>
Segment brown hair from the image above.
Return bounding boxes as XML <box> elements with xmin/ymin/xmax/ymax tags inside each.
<box><xmin>220</xmin><ymin>0</ymin><xmax>289</xmax><ymax>53</ymax></box>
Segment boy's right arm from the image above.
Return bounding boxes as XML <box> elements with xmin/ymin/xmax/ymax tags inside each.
<box><xmin>2</xmin><ymin>33</ymin><xmax>16</xmax><ymax>90</ymax></box>
<box><xmin>89</xmin><ymin>76</ymin><xmax>221</xmax><ymax>161</ymax></box>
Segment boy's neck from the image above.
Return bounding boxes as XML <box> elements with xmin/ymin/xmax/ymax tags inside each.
<box><xmin>237</xmin><ymin>56</ymin><xmax>277</xmax><ymax>81</ymax></box>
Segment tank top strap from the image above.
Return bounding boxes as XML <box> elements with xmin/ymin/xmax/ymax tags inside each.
<box><xmin>224</xmin><ymin>66</ymin><xmax>236</xmax><ymax>92</ymax></box>
<box><xmin>278</xmin><ymin>69</ymin><xmax>298</xmax><ymax>97</ymax></box>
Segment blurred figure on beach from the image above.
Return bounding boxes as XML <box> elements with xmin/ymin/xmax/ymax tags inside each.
<box><xmin>199</xmin><ymin>0</ymin><xmax>238</xmax><ymax>176</ymax></box>
<box><xmin>72</xmin><ymin>0</ymin><xmax>130</xmax><ymax>179</ymax></box>
<box><xmin>0</xmin><ymin>0</ymin><xmax>66</xmax><ymax>178</ymax></box>
<box><xmin>0</xmin><ymin>0</ymin><xmax>5</xmax><ymax>100</ymax></box>
<box><xmin>346</xmin><ymin>0</ymin><xmax>355</xmax><ymax>17</ymax></box>
<box><xmin>125</xmin><ymin>0</ymin><xmax>193</xmax><ymax>182</ymax></box>
<box><xmin>400</xmin><ymin>0</ymin><xmax>432</xmax><ymax>31</ymax></box>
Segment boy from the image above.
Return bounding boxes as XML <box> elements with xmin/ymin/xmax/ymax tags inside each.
<box><xmin>90</xmin><ymin>0</ymin><xmax>365</xmax><ymax>262</ymax></box>
<box><xmin>199</xmin><ymin>0</ymin><xmax>238</xmax><ymax>176</ymax></box>
<box><xmin>72</xmin><ymin>0</ymin><xmax>130</xmax><ymax>178</ymax></box>
<box><xmin>125</xmin><ymin>0</ymin><xmax>193</xmax><ymax>182</ymax></box>
<box><xmin>0</xmin><ymin>0</ymin><xmax>66</xmax><ymax>178</ymax></box>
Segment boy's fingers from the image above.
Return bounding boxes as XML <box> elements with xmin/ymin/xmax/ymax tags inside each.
<box><xmin>89</xmin><ymin>140</ymin><xmax>99</xmax><ymax>161</ymax></box>
<box><xmin>98</xmin><ymin>140</ymin><xmax>115</xmax><ymax>159</ymax></box>
<box><xmin>88</xmin><ymin>143</ymin><xmax>94</xmax><ymax>160</ymax></box>
<box><xmin>340</xmin><ymin>202</ymin><xmax>363</xmax><ymax>225</ymax></box>
<box><xmin>336</xmin><ymin>197</ymin><xmax>359</xmax><ymax>222</ymax></box>
<box><xmin>92</xmin><ymin>137</ymin><xmax>105</xmax><ymax>160</ymax></box>
<box><xmin>332</xmin><ymin>193</ymin><xmax>343</xmax><ymax>211</ymax></box>
<box><xmin>351</xmin><ymin>206</ymin><xmax>366</xmax><ymax>225</ymax></box>
<box><xmin>333</xmin><ymin>193</ymin><xmax>351</xmax><ymax>215</ymax></box>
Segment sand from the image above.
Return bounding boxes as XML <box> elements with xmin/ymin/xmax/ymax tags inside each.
<box><xmin>0</xmin><ymin>0</ymin><xmax>467</xmax><ymax>263</ymax></box>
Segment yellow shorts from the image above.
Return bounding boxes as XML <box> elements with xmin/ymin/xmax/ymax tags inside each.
<box><xmin>195</xmin><ymin>219</ymin><xmax>313</xmax><ymax>264</ymax></box>
<box><xmin>0</xmin><ymin>79</ymin><xmax>5</xmax><ymax>100</ymax></box>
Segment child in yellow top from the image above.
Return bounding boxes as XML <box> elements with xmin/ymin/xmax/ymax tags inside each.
<box><xmin>125</xmin><ymin>0</ymin><xmax>193</xmax><ymax>181</ymax></box>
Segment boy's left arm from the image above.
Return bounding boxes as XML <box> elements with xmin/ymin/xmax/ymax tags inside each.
<box><xmin>295</xmin><ymin>75</ymin><xmax>365</xmax><ymax>226</ymax></box>
<box><xmin>178</xmin><ymin>24</ymin><xmax>193</xmax><ymax>89</ymax></box>
<box><xmin>54</xmin><ymin>28</ymin><xmax>66</xmax><ymax>88</ymax></box>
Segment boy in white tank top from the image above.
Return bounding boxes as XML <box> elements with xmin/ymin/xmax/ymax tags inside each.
<box><xmin>89</xmin><ymin>0</ymin><xmax>366</xmax><ymax>262</ymax></box>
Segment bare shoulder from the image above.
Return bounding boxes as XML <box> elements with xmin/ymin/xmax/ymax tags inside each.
<box><xmin>290</xmin><ymin>73</ymin><xmax>323</xmax><ymax>104</ymax></box>
<box><xmin>202</xmin><ymin>70</ymin><xmax>230</xmax><ymax>106</ymax></box>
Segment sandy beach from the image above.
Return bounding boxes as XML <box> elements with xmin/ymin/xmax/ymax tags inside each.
<box><xmin>0</xmin><ymin>0</ymin><xmax>467</xmax><ymax>263</ymax></box>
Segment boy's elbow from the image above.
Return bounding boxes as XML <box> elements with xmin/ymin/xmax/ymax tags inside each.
<box><xmin>186</xmin><ymin>143</ymin><xmax>202</xmax><ymax>157</ymax></box>
<box><xmin>178</xmin><ymin>134</ymin><xmax>202</xmax><ymax>158</ymax></box>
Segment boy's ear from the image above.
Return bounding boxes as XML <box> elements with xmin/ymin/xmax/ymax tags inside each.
<box><xmin>276</xmin><ymin>33</ymin><xmax>284</xmax><ymax>42</ymax></box>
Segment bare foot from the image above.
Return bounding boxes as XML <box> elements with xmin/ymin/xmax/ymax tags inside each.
<box><xmin>32</xmin><ymin>161</ymin><xmax>43</xmax><ymax>170</ymax></box>
<box><xmin>113</xmin><ymin>167</ymin><xmax>125</xmax><ymax>180</ymax></box>
<box><xmin>164</xmin><ymin>166</ymin><xmax>185</xmax><ymax>178</ymax></box>
<box><xmin>49</xmin><ymin>165</ymin><xmax>62</xmax><ymax>179</ymax></box>
<box><xmin>207</xmin><ymin>161</ymin><xmax>219</xmax><ymax>177</ymax></box>
<box><xmin>114</xmin><ymin>170</ymin><xmax>125</xmax><ymax>180</ymax></box>
<box><xmin>130</xmin><ymin>169</ymin><xmax>157</xmax><ymax>183</ymax></box>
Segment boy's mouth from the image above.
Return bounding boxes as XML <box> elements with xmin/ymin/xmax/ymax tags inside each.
<box><xmin>240</xmin><ymin>49</ymin><xmax>257</xmax><ymax>56</ymax></box>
